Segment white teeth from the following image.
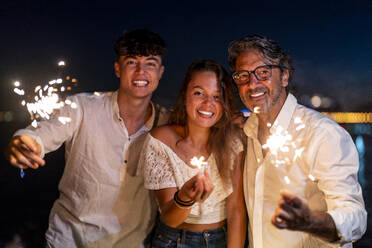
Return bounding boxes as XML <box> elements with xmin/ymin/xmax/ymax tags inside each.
<box><xmin>198</xmin><ymin>110</ymin><xmax>213</xmax><ymax>116</ymax></box>
<box><xmin>251</xmin><ymin>92</ymin><xmax>264</xmax><ymax>97</ymax></box>
<box><xmin>132</xmin><ymin>80</ymin><xmax>148</xmax><ymax>86</ymax></box>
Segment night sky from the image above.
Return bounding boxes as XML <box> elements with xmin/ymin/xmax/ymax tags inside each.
<box><xmin>1</xmin><ymin>0</ymin><xmax>372</xmax><ymax>114</ymax></box>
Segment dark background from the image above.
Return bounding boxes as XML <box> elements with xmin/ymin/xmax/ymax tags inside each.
<box><xmin>0</xmin><ymin>0</ymin><xmax>371</xmax><ymax>247</ymax></box>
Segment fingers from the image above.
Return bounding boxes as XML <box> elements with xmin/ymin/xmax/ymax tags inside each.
<box><xmin>19</xmin><ymin>135</ymin><xmax>41</xmax><ymax>154</ymax></box>
<box><xmin>272</xmin><ymin>190</ymin><xmax>312</xmax><ymax>231</ymax></box>
<box><xmin>199</xmin><ymin>170</ymin><xmax>214</xmax><ymax>202</ymax></box>
<box><xmin>180</xmin><ymin>171</ymin><xmax>214</xmax><ymax>203</ymax></box>
<box><xmin>180</xmin><ymin>173</ymin><xmax>204</xmax><ymax>202</ymax></box>
<box><xmin>5</xmin><ymin>135</ymin><xmax>45</xmax><ymax>169</ymax></box>
<box><xmin>280</xmin><ymin>189</ymin><xmax>303</xmax><ymax>208</ymax></box>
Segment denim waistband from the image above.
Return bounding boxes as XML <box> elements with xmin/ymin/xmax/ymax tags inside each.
<box><xmin>157</xmin><ymin>220</ymin><xmax>226</xmax><ymax>238</ymax></box>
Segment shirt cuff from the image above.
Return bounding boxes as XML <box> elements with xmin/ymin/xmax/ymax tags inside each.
<box><xmin>327</xmin><ymin>210</ymin><xmax>350</xmax><ymax>246</ymax></box>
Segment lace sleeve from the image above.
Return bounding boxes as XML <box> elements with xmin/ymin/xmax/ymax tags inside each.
<box><xmin>141</xmin><ymin>135</ymin><xmax>177</xmax><ymax>190</ymax></box>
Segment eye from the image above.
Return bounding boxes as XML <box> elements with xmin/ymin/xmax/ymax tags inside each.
<box><xmin>126</xmin><ymin>60</ymin><xmax>136</xmax><ymax>65</ymax></box>
<box><xmin>193</xmin><ymin>91</ymin><xmax>203</xmax><ymax>96</ymax></box>
<box><xmin>146</xmin><ymin>62</ymin><xmax>157</xmax><ymax>67</ymax></box>
<box><xmin>214</xmin><ymin>95</ymin><xmax>221</xmax><ymax>100</ymax></box>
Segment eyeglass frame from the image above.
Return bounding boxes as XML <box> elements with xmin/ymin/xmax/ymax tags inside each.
<box><xmin>232</xmin><ymin>64</ymin><xmax>288</xmax><ymax>85</ymax></box>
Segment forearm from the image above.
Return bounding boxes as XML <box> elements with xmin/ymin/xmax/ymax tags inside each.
<box><xmin>227</xmin><ymin>206</ymin><xmax>246</xmax><ymax>248</ymax></box>
<box><xmin>305</xmin><ymin>211</ymin><xmax>338</xmax><ymax>242</ymax></box>
<box><xmin>160</xmin><ymin>201</ymin><xmax>192</xmax><ymax>228</ymax></box>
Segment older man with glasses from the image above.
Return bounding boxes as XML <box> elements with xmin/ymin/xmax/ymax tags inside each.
<box><xmin>228</xmin><ymin>35</ymin><xmax>367</xmax><ymax>248</ymax></box>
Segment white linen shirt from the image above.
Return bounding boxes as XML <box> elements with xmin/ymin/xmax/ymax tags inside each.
<box><xmin>14</xmin><ymin>91</ymin><xmax>168</xmax><ymax>248</ymax></box>
<box><xmin>243</xmin><ymin>93</ymin><xmax>367</xmax><ymax>248</ymax></box>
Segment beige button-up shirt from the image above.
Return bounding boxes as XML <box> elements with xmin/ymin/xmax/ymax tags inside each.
<box><xmin>243</xmin><ymin>94</ymin><xmax>366</xmax><ymax>248</ymax></box>
<box><xmin>15</xmin><ymin>91</ymin><xmax>169</xmax><ymax>248</ymax></box>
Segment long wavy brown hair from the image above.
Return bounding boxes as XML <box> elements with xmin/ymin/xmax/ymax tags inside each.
<box><xmin>169</xmin><ymin>59</ymin><xmax>241</xmax><ymax>182</ymax></box>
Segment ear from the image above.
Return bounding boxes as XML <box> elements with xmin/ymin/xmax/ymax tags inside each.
<box><xmin>281</xmin><ymin>69</ymin><xmax>289</xmax><ymax>87</ymax></box>
<box><xmin>114</xmin><ymin>61</ymin><xmax>120</xmax><ymax>78</ymax></box>
<box><xmin>159</xmin><ymin>65</ymin><xmax>165</xmax><ymax>79</ymax></box>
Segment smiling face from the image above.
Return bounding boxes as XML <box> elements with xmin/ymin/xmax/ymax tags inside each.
<box><xmin>235</xmin><ymin>50</ymin><xmax>289</xmax><ymax>119</ymax></box>
<box><xmin>114</xmin><ymin>55</ymin><xmax>164</xmax><ymax>100</ymax></box>
<box><xmin>185</xmin><ymin>71</ymin><xmax>223</xmax><ymax>129</ymax></box>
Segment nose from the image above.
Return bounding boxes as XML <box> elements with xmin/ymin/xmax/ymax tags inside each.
<box><xmin>246</xmin><ymin>73</ymin><xmax>260</xmax><ymax>89</ymax></box>
<box><xmin>203</xmin><ymin>95</ymin><xmax>216</xmax><ymax>104</ymax></box>
<box><xmin>135</xmin><ymin>63</ymin><xmax>145</xmax><ymax>73</ymax></box>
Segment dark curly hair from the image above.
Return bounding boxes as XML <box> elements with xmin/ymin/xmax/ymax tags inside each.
<box><xmin>169</xmin><ymin>59</ymin><xmax>241</xmax><ymax>182</ymax></box>
<box><xmin>114</xmin><ymin>29</ymin><xmax>167</xmax><ymax>60</ymax></box>
<box><xmin>228</xmin><ymin>35</ymin><xmax>293</xmax><ymax>83</ymax></box>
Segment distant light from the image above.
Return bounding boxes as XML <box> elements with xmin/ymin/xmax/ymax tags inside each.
<box><xmin>56</xmin><ymin>78</ymin><xmax>63</xmax><ymax>84</ymax></box>
<box><xmin>322</xmin><ymin>112</ymin><xmax>372</xmax><ymax>123</ymax></box>
<box><xmin>58</xmin><ymin>61</ymin><xmax>66</xmax><ymax>67</ymax></box>
<box><xmin>14</xmin><ymin>81</ymin><xmax>20</xmax><ymax>87</ymax></box>
<box><xmin>322</xmin><ymin>97</ymin><xmax>331</xmax><ymax>108</ymax></box>
<box><xmin>356</xmin><ymin>135</ymin><xmax>365</xmax><ymax>155</ymax></box>
<box><xmin>4</xmin><ymin>111</ymin><xmax>14</xmax><ymax>122</ymax></box>
<box><xmin>311</xmin><ymin>95</ymin><xmax>322</xmax><ymax>108</ymax></box>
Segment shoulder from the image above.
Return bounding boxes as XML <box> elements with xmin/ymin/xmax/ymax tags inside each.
<box><xmin>69</xmin><ymin>91</ymin><xmax>112</xmax><ymax>106</ymax></box>
<box><xmin>153</xmin><ymin>103</ymin><xmax>170</xmax><ymax>126</ymax></box>
<box><xmin>295</xmin><ymin>104</ymin><xmax>347</xmax><ymax>136</ymax></box>
<box><xmin>151</xmin><ymin>125</ymin><xmax>182</xmax><ymax>147</ymax></box>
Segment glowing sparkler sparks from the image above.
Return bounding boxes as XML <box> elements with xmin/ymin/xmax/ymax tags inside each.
<box><xmin>253</xmin><ymin>106</ymin><xmax>261</xmax><ymax>114</ymax></box>
<box><xmin>190</xmin><ymin>156</ymin><xmax>208</xmax><ymax>173</ymax></box>
<box><xmin>308</xmin><ymin>174</ymin><xmax>316</xmax><ymax>182</ymax></box>
<box><xmin>58</xmin><ymin>60</ymin><xmax>66</xmax><ymax>66</ymax></box>
<box><xmin>12</xmin><ymin>61</ymin><xmax>78</xmax><ymax>178</ymax></box>
<box><xmin>262</xmin><ymin>116</ymin><xmax>317</xmax><ymax>186</ymax></box>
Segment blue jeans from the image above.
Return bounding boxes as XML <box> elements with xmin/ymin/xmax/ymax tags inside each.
<box><xmin>151</xmin><ymin>220</ymin><xmax>227</xmax><ymax>248</ymax></box>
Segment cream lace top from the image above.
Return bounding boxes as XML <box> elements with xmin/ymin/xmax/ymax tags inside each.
<box><xmin>138</xmin><ymin>134</ymin><xmax>242</xmax><ymax>224</ymax></box>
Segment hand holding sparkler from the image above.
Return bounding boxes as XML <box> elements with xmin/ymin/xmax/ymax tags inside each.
<box><xmin>5</xmin><ymin>134</ymin><xmax>45</xmax><ymax>171</ymax></box>
<box><xmin>179</xmin><ymin>170</ymin><xmax>214</xmax><ymax>204</ymax></box>
<box><xmin>271</xmin><ymin>189</ymin><xmax>339</xmax><ymax>242</ymax></box>
<box><xmin>10</xmin><ymin>61</ymin><xmax>78</xmax><ymax>178</ymax></box>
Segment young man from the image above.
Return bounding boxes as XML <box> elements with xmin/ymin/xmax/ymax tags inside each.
<box><xmin>228</xmin><ymin>35</ymin><xmax>367</xmax><ymax>248</ymax></box>
<box><xmin>5</xmin><ymin>29</ymin><xmax>169</xmax><ymax>248</ymax></box>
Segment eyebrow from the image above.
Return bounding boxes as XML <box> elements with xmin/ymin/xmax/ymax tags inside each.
<box><xmin>192</xmin><ymin>85</ymin><xmax>221</xmax><ymax>93</ymax></box>
<box><xmin>123</xmin><ymin>55</ymin><xmax>160</xmax><ymax>63</ymax></box>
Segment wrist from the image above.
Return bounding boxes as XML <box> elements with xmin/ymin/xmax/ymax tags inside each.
<box><xmin>174</xmin><ymin>190</ymin><xmax>195</xmax><ymax>209</ymax></box>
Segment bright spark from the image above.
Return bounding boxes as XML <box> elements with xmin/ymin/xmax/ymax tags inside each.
<box><xmin>284</xmin><ymin>176</ymin><xmax>291</xmax><ymax>184</ymax></box>
<box><xmin>58</xmin><ymin>116</ymin><xmax>71</xmax><ymax>124</ymax></box>
<box><xmin>190</xmin><ymin>156</ymin><xmax>208</xmax><ymax>173</ymax></box>
<box><xmin>14</xmin><ymin>88</ymin><xmax>25</xmax><ymax>95</ymax></box>
<box><xmin>14</xmin><ymin>81</ymin><xmax>20</xmax><ymax>87</ymax></box>
<box><xmin>253</xmin><ymin>106</ymin><xmax>261</xmax><ymax>114</ymax></box>
<box><xmin>308</xmin><ymin>174</ymin><xmax>316</xmax><ymax>182</ymax></box>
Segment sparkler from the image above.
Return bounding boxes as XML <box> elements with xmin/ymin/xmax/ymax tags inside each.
<box><xmin>12</xmin><ymin>60</ymin><xmax>78</xmax><ymax>178</ymax></box>
<box><xmin>262</xmin><ymin>117</ymin><xmax>316</xmax><ymax>187</ymax></box>
<box><xmin>190</xmin><ymin>156</ymin><xmax>208</xmax><ymax>173</ymax></box>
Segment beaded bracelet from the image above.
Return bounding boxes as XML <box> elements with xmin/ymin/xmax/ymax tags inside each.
<box><xmin>173</xmin><ymin>190</ymin><xmax>195</xmax><ymax>209</ymax></box>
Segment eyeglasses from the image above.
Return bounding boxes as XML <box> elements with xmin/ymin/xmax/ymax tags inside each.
<box><xmin>232</xmin><ymin>65</ymin><xmax>287</xmax><ymax>85</ymax></box>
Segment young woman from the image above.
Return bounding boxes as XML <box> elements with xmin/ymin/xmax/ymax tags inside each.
<box><xmin>139</xmin><ymin>60</ymin><xmax>246</xmax><ymax>247</ymax></box>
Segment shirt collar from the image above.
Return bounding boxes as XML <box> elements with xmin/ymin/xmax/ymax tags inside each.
<box><xmin>243</xmin><ymin>93</ymin><xmax>297</xmax><ymax>137</ymax></box>
<box><xmin>111</xmin><ymin>90</ymin><xmax>156</xmax><ymax>132</ymax></box>
<box><xmin>270</xmin><ymin>93</ymin><xmax>297</xmax><ymax>134</ymax></box>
